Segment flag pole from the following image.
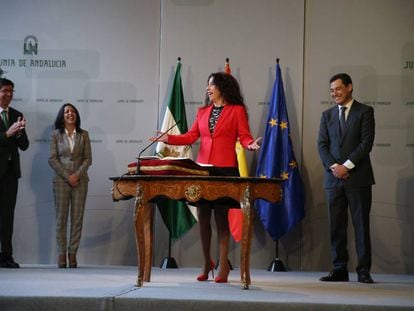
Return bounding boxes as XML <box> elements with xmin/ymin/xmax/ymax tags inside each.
<box><xmin>215</xmin><ymin>57</ymin><xmax>234</xmax><ymax>271</ymax></box>
<box><xmin>267</xmin><ymin>58</ymin><xmax>286</xmax><ymax>272</ymax></box>
<box><xmin>268</xmin><ymin>239</ymin><xmax>286</xmax><ymax>272</ymax></box>
<box><xmin>158</xmin><ymin>56</ymin><xmax>185</xmax><ymax>269</ymax></box>
<box><xmin>160</xmin><ymin>231</ymin><xmax>178</xmax><ymax>269</ymax></box>
<box><xmin>226</xmin><ymin>57</ymin><xmax>233</xmax><ymax>271</ymax></box>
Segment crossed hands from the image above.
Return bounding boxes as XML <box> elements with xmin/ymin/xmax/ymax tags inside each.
<box><xmin>67</xmin><ymin>174</ymin><xmax>80</xmax><ymax>188</ymax></box>
<box><xmin>331</xmin><ymin>165</ymin><xmax>349</xmax><ymax>180</ymax></box>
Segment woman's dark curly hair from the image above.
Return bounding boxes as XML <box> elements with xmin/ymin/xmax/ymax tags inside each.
<box><xmin>204</xmin><ymin>72</ymin><xmax>245</xmax><ymax>106</ymax></box>
<box><xmin>53</xmin><ymin>103</ymin><xmax>83</xmax><ymax>133</ymax></box>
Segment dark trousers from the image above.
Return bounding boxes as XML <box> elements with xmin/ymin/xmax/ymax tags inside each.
<box><xmin>0</xmin><ymin>163</ymin><xmax>18</xmax><ymax>260</ymax></box>
<box><xmin>326</xmin><ymin>185</ymin><xmax>372</xmax><ymax>273</ymax></box>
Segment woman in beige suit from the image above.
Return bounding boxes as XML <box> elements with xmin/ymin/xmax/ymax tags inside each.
<box><xmin>48</xmin><ymin>103</ymin><xmax>92</xmax><ymax>268</ymax></box>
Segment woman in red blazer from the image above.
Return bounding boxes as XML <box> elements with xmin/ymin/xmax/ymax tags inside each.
<box><xmin>154</xmin><ymin>72</ymin><xmax>261</xmax><ymax>283</ymax></box>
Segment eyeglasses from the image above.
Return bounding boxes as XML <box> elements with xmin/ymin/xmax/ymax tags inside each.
<box><xmin>0</xmin><ymin>89</ymin><xmax>15</xmax><ymax>95</ymax></box>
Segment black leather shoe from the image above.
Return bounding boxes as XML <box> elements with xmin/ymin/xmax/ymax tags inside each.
<box><xmin>358</xmin><ymin>272</ymin><xmax>374</xmax><ymax>283</ymax></box>
<box><xmin>320</xmin><ymin>269</ymin><xmax>349</xmax><ymax>282</ymax></box>
<box><xmin>0</xmin><ymin>258</ymin><xmax>20</xmax><ymax>268</ymax></box>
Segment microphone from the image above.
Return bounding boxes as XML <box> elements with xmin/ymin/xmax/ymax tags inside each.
<box><xmin>135</xmin><ymin>121</ymin><xmax>180</xmax><ymax>174</ymax></box>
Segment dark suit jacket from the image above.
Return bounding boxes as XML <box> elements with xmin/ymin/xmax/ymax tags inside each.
<box><xmin>0</xmin><ymin>107</ymin><xmax>29</xmax><ymax>179</ymax></box>
<box><xmin>318</xmin><ymin>100</ymin><xmax>375</xmax><ymax>189</ymax></box>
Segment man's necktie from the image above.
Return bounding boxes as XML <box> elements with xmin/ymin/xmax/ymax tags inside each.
<box><xmin>339</xmin><ymin>106</ymin><xmax>347</xmax><ymax>135</ymax></box>
<box><xmin>1</xmin><ymin>110</ymin><xmax>9</xmax><ymax>129</ymax></box>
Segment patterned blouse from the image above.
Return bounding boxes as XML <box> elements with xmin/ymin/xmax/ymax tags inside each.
<box><xmin>209</xmin><ymin>105</ymin><xmax>224</xmax><ymax>134</ymax></box>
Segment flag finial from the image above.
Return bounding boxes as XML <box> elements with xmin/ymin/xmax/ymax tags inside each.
<box><xmin>224</xmin><ymin>58</ymin><xmax>231</xmax><ymax>75</ymax></box>
<box><xmin>276</xmin><ymin>58</ymin><xmax>280</xmax><ymax>64</ymax></box>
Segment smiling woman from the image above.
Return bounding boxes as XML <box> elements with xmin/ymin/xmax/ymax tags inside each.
<box><xmin>149</xmin><ymin>72</ymin><xmax>262</xmax><ymax>283</ymax></box>
<box><xmin>48</xmin><ymin>103</ymin><xmax>92</xmax><ymax>269</ymax></box>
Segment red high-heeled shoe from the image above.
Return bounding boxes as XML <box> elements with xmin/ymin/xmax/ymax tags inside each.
<box><xmin>214</xmin><ymin>266</ymin><xmax>230</xmax><ymax>283</ymax></box>
<box><xmin>197</xmin><ymin>260</ymin><xmax>215</xmax><ymax>281</ymax></box>
<box><xmin>214</xmin><ymin>276</ymin><xmax>228</xmax><ymax>283</ymax></box>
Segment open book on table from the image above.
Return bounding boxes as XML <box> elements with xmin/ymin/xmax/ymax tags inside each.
<box><xmin>128</xmin><ymin>156</ymin><xmax>212</xmax><ymax>175</ymax></box>
<box><xmin>139</xmin><ymin>156</ymin><xmax>213</xmax><ymax>167</ymax></box>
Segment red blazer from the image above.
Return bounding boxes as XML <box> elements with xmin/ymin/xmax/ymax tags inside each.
<box><xmin>167</xmin><ymin>104</ymin><xmax>254</xmax><ymax>167</ymax></box>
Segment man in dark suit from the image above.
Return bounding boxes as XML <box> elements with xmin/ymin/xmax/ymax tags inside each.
<box><xmin>0</xmin><ymin>78</ymin><xmax>29</xmax><ymax>268</ymax></box>
<box><xmin>318</xmin><ymin>73</ymin><xmax>375</xmax><ymax>283</ymax></box>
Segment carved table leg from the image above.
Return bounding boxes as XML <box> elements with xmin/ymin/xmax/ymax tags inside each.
<box><xmin>134</xmin><ymin>184</ymin><xmax>145</xmax><ymax>287</ymax></box>
<box><xmin>143</xmin><ymin>202</ymin><xmax>154</xmax><ymax>282</ymax></box>
<box><xmin>240</xmin><ymin>185</ymin><xmax>252</xmax><ymax>289</ymax></box>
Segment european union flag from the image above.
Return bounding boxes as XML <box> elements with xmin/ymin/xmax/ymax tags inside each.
<box><xmin>255</xmin><ymin>61</ymin><xmax>305</xmax><ymax>241</ymax></box>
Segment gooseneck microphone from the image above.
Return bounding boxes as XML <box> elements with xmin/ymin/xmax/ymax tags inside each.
<box><xmin>135</xmin><ymin>121</ymin><xmax>180</xmax><ymax>174</ymax></box>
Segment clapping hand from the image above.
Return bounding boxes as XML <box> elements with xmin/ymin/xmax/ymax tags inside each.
<box><xmin>6</xmin><ymin>116</ymin><xmax>26</xmax><ymax>138</ymax></box>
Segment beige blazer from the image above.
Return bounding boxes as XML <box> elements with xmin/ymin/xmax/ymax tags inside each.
<box><xmin>48</xmin><ymin>129</ymin><xmax>92</xmax><ymax>183</ymax></box>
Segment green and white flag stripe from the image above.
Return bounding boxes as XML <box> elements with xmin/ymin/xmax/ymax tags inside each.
<box><xmin>156</xmin><ymin>61</ymin><xmax>192</xmax><ymax>159</ymax></box>
<box><xmin>156</xmin><ymin>59</ymin><xmax>197</xmax><ymax>239</ymax></box>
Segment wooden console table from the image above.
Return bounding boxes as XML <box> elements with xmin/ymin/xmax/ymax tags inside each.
<box><xmin>110</xmin><ymin>175</ymin><xmax>282</xmax><ymax>289</ymax></box>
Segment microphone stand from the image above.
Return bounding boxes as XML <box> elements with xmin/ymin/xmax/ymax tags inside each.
<box><xmin>136</xmin><ymin>121</ymin><xmax>181</xmax><ymax>269</ymax></box>
<box><xmin>135</xmin><ymin>121</ymin><xmax>180</xmax><ymax>174</ymax></box>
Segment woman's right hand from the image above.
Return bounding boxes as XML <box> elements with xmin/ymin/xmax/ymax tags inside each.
<box><xmin>149</xmin><ymin>131</ymin><xmax>167</xmax><ymax>143</ymax></box>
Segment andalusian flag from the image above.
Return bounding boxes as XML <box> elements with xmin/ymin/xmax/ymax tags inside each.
<box><xmin>225</xmin><ymin>58</ymin><xmax>246</xmax><ymax>243</ymax></box>
<box><xmin>156</xmin><ymin>58</ymin><xmax>197</xmax><ymax>239</ymax></box>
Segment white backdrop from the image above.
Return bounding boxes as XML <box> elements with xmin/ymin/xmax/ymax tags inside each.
<box><xmin>156</xmin><ymin>0</ymin><xmax>305</xmax><ymax>270</ymax></box>
<box><xmin>0</xmin><ymin>0</ymin><xmax>413</xmax><ymax>274</ymax></box>
<box><xmin>303</xmin><ymin>0</ymin><xmax>414</xmax><ymax>273</ymax></box>
<box><xmin>0</xmin><ymin>0</ymin><xmax>161</xmax><ymax>265</ymax></box>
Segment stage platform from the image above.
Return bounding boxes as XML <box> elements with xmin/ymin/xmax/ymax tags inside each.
<box><xmin>1</xmin><ymin>265</ymin><xmax>413</xmax><ymax>311</ymax></box>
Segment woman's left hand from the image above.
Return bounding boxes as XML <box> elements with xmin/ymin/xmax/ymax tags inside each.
<box><xmin>247</xmin><ymin>137</ymin><xmax>262</xmax><ymax>150</ymax></box>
